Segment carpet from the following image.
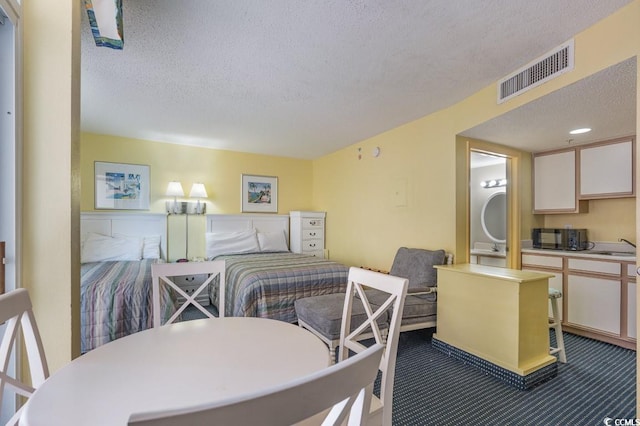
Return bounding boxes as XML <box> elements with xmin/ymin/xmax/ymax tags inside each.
<box><xmin>387</xmin><ymin>329</ymin><xmax>636</xmax><ymax>425</ymax></box>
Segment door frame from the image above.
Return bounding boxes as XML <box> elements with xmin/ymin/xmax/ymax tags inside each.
<box><xmin>456</xmin><ymin>136</ymin><xmax>524</xmax><ymax>269</ymax></box>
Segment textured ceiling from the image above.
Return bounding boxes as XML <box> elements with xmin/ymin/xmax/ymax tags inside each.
<box><xmin>462</xmin><ymin>57</ymin><xmax>637</xmax><ymax>153</ymax></box>
<box><xmin>81</xmin><ymin>0</ymin><xmax>635</xmax><ymax>159</ymax></box>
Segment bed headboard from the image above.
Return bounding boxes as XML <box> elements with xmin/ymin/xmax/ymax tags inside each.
<box><xmin>205</xmin><ymin>214</ymin><xmax>290</xmax><ymax>241</ymax></box>
<box><xmin>80</xmin><ymin>212</ymin><xmax>168</xmax><ymax>260</ymax></box>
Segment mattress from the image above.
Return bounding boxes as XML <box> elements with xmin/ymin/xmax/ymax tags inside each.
<box><xmin>210</xmin><ymin>252</ymin><xmax>349</xmax><ymax>323</ymax></box>
<box><xmin>80</xmin><ymin>259</ymin><xmax>177</xmax><ymax>353</ymax></box>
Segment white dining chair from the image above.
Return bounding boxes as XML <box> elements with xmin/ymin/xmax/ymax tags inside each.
<box><xmin>127</xmin><ymin>343</ymin><xmax>385</xmax><ymax>426</ymax></box>
<box><xmin>338</xmin><ymin>267</ymin><xmax>408</xmax><ymax>426</ymax></box>
<box><xmin>151</xmin><ymin>261</ymin><xmax>225</xmax><ymax>327</ymax></box>
<box><xmin>0</xmin><ymin>289</ymin><xmax>49</xmax><ymax>426</ymax></box>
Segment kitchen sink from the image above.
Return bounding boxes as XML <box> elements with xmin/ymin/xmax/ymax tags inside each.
<box><xmin>587</xmin><ymin>251</ymin><xmax>636</xmax><ymax>257</ymax></box>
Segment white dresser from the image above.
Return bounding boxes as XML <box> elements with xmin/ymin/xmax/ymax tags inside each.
<box><xmin>289</xmin><ymin>211</ymin><xmax>325</xmax><ymax>258</ymax></box>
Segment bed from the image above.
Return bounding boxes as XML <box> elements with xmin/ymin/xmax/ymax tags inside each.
<box><xmin>80</xmin><ymin>212</ymin><xmax>178</xmax><ymax>352</ymax></box>
<box><xmin>205</xmin><ymin>214</ymin><xmax>349</xmax><ymax>323</ymax></box>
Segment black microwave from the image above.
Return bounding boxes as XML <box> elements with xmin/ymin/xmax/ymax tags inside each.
<box><xmin>532</xmin><ymin>228</ymin><xmax>589</xmax><ymax>251</ymax></box>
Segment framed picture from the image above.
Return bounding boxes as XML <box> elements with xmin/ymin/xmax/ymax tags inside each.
<box><xmin>95</xmin><ymin>161</ymin><xmax>150</xmax><ymax>210</ymax></box>
<box><xmin>241</xmin><ymin>174</ymin><xmax>278</xmax><ymax>213</ymax></box>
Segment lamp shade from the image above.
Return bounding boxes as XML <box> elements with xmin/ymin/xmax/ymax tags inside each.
<box><xmin>189</xmin><ymin>183</ymin><xmax>208</xmax><ymax>199</ymax></box>
<box><xmin>166</xmin><ymin>181</ymin><xmax>184</xmax><ymax>197</ymax></box>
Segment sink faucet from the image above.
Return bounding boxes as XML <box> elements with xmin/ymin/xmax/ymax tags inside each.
<box><xmin>619</xmin><ymin>238</ymin><xmax>636</xmax><ymax>249</ymax></box>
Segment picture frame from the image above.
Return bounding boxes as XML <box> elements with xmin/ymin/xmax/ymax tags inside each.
<box><xmin>241</xmin><ymin>174</ymin><xmax>278</xmax><ymax>213</ymax></box>
<box><xmin>95</xmin><ymin>161</ymin><xmax>150</xmax><ymax>210</ymax></box>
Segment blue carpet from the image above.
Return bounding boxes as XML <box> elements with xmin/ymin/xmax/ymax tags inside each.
<box><xmin>181</xmin><ymin>304</ymin><xmax>218</xmax><ymax>320</ymax></box>
<box><xmin>387</xmin><ymin>329</ymin><xmax>636</xmax><ymax>425</ymax></box>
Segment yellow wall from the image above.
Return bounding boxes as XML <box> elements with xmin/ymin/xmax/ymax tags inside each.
<box><xmin>23</xmin><ymin>0</ymin><xmax>81</xmax><ymax>370</ymax></box>
<box><xmin>314</xmin><ymin>3</ymin><xmax>640</xmax><ymax>272</ymax></box>
<box><xmin>81</xmin><ymin>133</ymin><xmax>313</xmax><ymax>260</ymax></box>
<box><xmin>543</xmin><ymin>198</ymin><xmax>636</xmax><ymax>242</ymax></box>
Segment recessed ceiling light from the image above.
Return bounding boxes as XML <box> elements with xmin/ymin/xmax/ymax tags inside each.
<box><xmin>569</xmin><ymin>128</ymin><xmax>592</xmax><ymax>135</ymax></box>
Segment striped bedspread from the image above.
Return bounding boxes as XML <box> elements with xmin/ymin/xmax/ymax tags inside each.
<box><xmin>210</xmin><ymin>252</ymin><xmax>349</xmax><ymax>323</ymax></box>
<box><xmin>81</xmin><ymin>259</ymin><xmax>177</xmax><ymax>353</ymax></box>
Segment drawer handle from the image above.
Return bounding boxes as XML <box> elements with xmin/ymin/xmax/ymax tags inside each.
<box><xmin>309</xmin><ymin>232</ymin><xmax>316</xmax><ymax>236</ymax></box>
<box><xmin>309</xmin><ymin>243</ymin><xmax>316</xmax><ymax>247</ymax></box>
<box><xmin>309</xmin><ymin>221</ymin><xmax>317</xmax><ymax>226</ymax></box>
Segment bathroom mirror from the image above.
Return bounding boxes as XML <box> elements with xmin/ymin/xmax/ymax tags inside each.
<box><xmin>481</xmin><ymin>191</ymin><xmax>506</xmax><ymax>243</ymax></box>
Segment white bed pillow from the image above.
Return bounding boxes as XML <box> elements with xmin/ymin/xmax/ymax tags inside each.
<box><xmin>114</xmin><ymin>234</ymin><xmax>161</xmax><ymax>259</ymax></box>
<box><xmin>206</xmin><ymin>229</ymin><xmax>260</xmax><ymax>259</ymax></box>
<box><xmin>257</xmin><ymin>231</ymin><xmax>289</xmax><ymax>253</ymax></box>
<box><xmin>81</xmin><ymin>233</ymin><xmax>143</xmax><ymax>263</ymax></box>
<box><xmin>143</xmin><ymin>235</ymin><xmax>161</xmax><ymax>259</ymax></box>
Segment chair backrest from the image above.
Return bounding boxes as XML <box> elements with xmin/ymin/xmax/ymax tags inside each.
<box><xmin>151</xmin><ymin>261</ymin><xmax>225</xmax><ymax>327</ymax></box>
<box><xmin>0</xmin><ymin>288</ymin><xmax>49</xmax><ymax>426</ymax></box>
<box><xmin>128</xmin><ymin>343</ymin><xmax>385</xmax><ymax>426</ymax></box>
<box><xmin>390</xmin><ymin>247</ymin><xmax>446</xmax><ymax>293</ymax></box>
<box><xmin>339</xmin><ymin>267</ymin><xmax>408</xmax><ymax>426</ymax></box>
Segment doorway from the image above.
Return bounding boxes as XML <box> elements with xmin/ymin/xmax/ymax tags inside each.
<box><xmin>469</xmin><ymin>151</ymin><xmax>507</xmax><ymax>267</ymax></box>
<box><xmin>455</xmin><ymin>136</ymin><xmax>524</xmax><ymax>269</ymax></box>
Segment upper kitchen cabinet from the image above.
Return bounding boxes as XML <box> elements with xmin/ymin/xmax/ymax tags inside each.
<box><xmin>579</xmin><ymin>137</ymin><xmax>635</xmax><ymax>199</ymax></box>
<box><xmin>533</xmin><ymin>148</ymin><xmax>588</xmax><ymax>214</ymax></box>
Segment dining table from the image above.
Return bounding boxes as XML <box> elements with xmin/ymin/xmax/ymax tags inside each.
<box><xmin>20</xmin><ymin>317</ymin><xmax>330</xmax><ymax>425</ymax></box>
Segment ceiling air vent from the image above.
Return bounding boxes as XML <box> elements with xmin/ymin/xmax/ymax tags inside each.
<box><xmin>497</xmin><ymin>39</ymin><xmax>574</xmax><ymax>104</ymax></box>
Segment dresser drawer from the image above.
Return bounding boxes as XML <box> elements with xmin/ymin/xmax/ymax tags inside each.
<box><xmin>302</xmin><ymin>218</ymin><xmax>324</xmax><ymax>228</ymax></box>
<box><xmin>302</xmin><ymin>229</ymin><xmax>324</xmax><ymax>240</ymax></box>
<box><xmin>302</xmin><ymin>240</ymin><xmax>323</xmax><ymax>252</ymax></box>
<box><xmin>303</xmin><ymin>249</ymin><xmax>325</xmax><ymax>258</ymax></box>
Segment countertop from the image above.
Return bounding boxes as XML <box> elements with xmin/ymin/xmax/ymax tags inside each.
<box><xmin>470</xmin><ymin>248</ymin><xmax>506</xmax><ymax>258</ymax></box>
<box><xmin>521</xmin><ymin>248</ymin><xmax>636</xmax><ymax>262</ymax></box>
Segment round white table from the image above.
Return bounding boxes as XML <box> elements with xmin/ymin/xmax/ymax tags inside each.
<box><xmin>21</xmin><ymin>317</ymin><xmax>329</xmax><ymax>426</ymax></box>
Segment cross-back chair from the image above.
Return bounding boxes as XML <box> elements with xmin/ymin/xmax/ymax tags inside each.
<box><xmin>0</xmin><ymin>289</ymin><xmax>49</xmax><ymax>426</ymax></box>
<box><xmin>151</xmin><ymin>261</ymin><xmax>225</xmax><ymax>327</ymax></box>
<box><xmin>338</xmin><ymin>267</ymin><xmax>408</xmax><ymax>426</ymax></box>
<box><xmin>128</xmin><ymin>343</ymin><xmax>385</xmax><ymax>426</ymax></box>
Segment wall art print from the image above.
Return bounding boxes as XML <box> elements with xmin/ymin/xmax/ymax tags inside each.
<box><xmin>241</xmin><ymin>174</ymin><xmax>278</xmax><ymax>213</ymax></box>
<box><xmin>95</xmin><ymin>161</ymin><xmax>150</xmax><ymax>210</ymax></box>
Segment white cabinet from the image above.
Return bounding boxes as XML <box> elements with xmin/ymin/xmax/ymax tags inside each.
<box><xmin>628</xmin><ymin>282</ymin><xmax>637</xmax><ymax>339</ymax></box>
<box><xmin>521</xmin><ymin>250</ymin><xmax>636</xmax><ymax>349</ymax></box>
<box><xmin>567</xmin><ymin>274</ymin><xmax>620</xmax><ymax>334</ymax></box>
<box><xmin>289</xmin><ymin>211</ymin><xmax>325</xmax><ymax>258</ymax></box>
<box><xmin>579</xmin><ymin>138</ymin><xmax>634</xmax><ymax>199</ymax></box>
<box><xmin>533</xmin><ymin>149</ymin><xmax>588</xmax><ymax>213</ymax></box>
<box><xmin>533</xmin><ymin>138</ymin><xmax>635</xmax><ymax>214</ymax></box>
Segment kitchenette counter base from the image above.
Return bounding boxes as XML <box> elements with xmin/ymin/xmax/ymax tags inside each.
<box><xmin>432</xmin><ymin>338</ymin><xmax>558</xmax><ymax>390</ymax></box>
<box><xmin>433</xmin><ymin>264</ymin><xmax>557</xmax><ymax>389</ymax></box>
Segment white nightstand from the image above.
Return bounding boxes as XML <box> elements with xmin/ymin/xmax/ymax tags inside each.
<box><xmin>289</xmin><ymin>211</ymin><xmax>325</xmax><ymax>258</ymax></box>
<box><xmin>170</xmin><ymin>273</ymin><xmax>210</xmax><ymax>306</ymax></box>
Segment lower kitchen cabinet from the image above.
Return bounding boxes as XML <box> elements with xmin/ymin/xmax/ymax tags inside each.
<box><xmin>521</xmin><ymin>250</ymin><xmax>635</xmax><ymax>350</ymax></box>
<box><xmin>567</xmin><ymin>274</ymin><xmax>620</xmax><ymax>335</ymax></box>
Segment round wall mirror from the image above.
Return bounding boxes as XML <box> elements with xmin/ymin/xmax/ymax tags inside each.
<box><xmin>481</xmin><ymin>191</ymin><xmax>506</xmax><ymax>243</ymax></box>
